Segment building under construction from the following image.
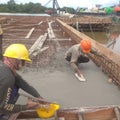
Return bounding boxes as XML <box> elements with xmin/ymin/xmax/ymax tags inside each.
<box><xmin>0</xmin><ymin>11</ymin><xmax>120</xmax><ymax>120</ymax></box>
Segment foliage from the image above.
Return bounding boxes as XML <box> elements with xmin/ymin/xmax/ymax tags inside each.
<box><xmin>61</xmin><ymin>7</ymin><xmax>75</xmax><ymax>14</ymax></box>
<box><xmin>104</xmin><ymin>7</ymin><xmax>114</xmax><ymax>14</ymax></box>
<box><xmin>0</xmin><ymin>0</ymin><xmax>46</xmax><ymax>13</ymax></box>
<box><xmin>0</xmin><ymin>0</ymin><xmax>75</xmax><ymax>14</ymax></box>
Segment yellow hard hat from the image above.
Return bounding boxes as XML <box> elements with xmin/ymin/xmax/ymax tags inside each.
<box><xmin>3</xmin><ymin>44</ymin><xmax>31</xmax><ymax>62</ymax></box>
<box><xmin>36</xmin><ymin>103</ymin><xmax>60</xmax><ymax>118</ymax></box>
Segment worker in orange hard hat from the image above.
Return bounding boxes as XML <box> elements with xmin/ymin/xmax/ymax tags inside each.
<box><xmin>65</xmin><ymin>39</ymin><xmax>101</xmax><ymax>81</ymax></box>
<box><xmin>80</xmin><ymin>39</ymin><xmax>92</xmax><ymax>53</ymax></box>
<box><xmin>0</xmin><ymin>44</ymin><xmax>49</xmax><ymax>119</ymax></box>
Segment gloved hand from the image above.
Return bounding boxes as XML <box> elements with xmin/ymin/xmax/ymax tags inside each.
<box><xmin>26</xmin><ymin>98</ymin><xmax>41</xmax><ymax>109</ymax></box>
<box><xmin>27</xmin><ymin>98</ymin><xmax>50</xmax><ymax>109</ymax></box>
<box><xmin>75</xmin><ymin>70</ymin><xmax>86</xmax><ymax>82</ymax></box>
<box><xmin>38</xmin><ymin>97</ymin><xmax>51</xmax><ymax>105</ymax></box>
<box><xmin>37</xmin><ymin>97</ymin><xmax>50</xmax><ymax>109</ymax></box>
<box><xmin>76</xmin><ymin>69</ymin><xmax>82</xmax><ymax>77</ymax></box>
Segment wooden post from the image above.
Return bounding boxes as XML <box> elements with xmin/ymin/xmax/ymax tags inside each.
<box><xmin>114</xmin><ymin>107</ymin><xmax>120</xmax><ymax>120</ymax></box>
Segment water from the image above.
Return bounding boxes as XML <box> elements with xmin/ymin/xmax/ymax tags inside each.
<box><xmin>84</xmin><ymin>31</ymin><xmax>120</xmax><ymax>53</ymax></box>
<box><xmin>110</xmin><ymin>35</ymin><xmax>120</xmax><ymax>53</ymax></box>
<box><xmin>84</xmin><ymin>32</ymin><xmax>109</xmax><ymax>44</ymax></box>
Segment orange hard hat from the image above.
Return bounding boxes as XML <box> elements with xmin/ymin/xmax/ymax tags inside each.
<box><xmin>80</xmin><ymin>39</ymin><xmax>91</xmax><ymax>53</ymax></box>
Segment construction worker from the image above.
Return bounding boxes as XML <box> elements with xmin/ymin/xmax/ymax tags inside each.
<box><xmin>65</xmin><ymin>39</ymin><xmax>100</xmax><ymax>81</ymax></box>
<box><xmin>0</xmin><ymin>44</ymin><xmax>46</xmax><ymax>119</ymax></box>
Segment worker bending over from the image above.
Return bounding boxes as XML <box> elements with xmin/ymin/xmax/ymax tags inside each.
<box><xmin>65</xmin><ymin>39</ymin><xmax>101</xmax><ymax>81</ymax></box>
<box><xmin>0</xmin><ymin>44</ymin><xmax>46</xmax><ymax>119</ymax></box>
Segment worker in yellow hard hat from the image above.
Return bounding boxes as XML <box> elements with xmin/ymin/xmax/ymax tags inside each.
<box><xmin>0</xmin><ymin>44</ymin><xmax>47</xmax><ymax>119</ymax></box>
<box><xmin>65</xmin><ymin>39</ymin><xmax>101</xmax><ymax>81</ymax></box>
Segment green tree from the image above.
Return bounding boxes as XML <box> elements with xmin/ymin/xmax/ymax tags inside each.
<box><xmin>7</xmin><ymin>0</ymin><xmax>16</xmax><ymax>12</ymax></box>
<box><xmin>62</xmin><ymin>7</ymin><xmax>75</xmax><ymax>14</ymax></box>
<box><xmin>0</xmin><ymin>0</ymin><xmax>75</xmax><ymax>14</ymax></box>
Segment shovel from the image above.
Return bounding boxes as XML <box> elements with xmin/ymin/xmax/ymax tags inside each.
<box><xmin>20</xmin><ymin>93</ymin><xmax>60</xmax><ymax>118</ymax></box>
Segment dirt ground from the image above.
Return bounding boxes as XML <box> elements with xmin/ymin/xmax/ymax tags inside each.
<box><xmin>1</xmin><ymin>15</ymin><xmax>120</xmax><ymax>120</ymax></box>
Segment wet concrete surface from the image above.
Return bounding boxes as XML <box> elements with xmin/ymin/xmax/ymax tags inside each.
<box><xmin>17</xmin><ymin>45</ymin><xmax>120</xmax><ymax>109</ymax></box>
<box><xmin>2</xmin><ymin>15</ymin><xmax>120</xmax><ymax>111</ymax></box>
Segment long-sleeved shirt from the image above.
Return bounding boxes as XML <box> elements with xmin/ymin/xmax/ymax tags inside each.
<box><xmin>65</xmin><ymin>44</ymin><xmax>99</xmax><ymax>72</ymax></box>
<box><xmin>0</xmin><ymin>61</ymin><xmax>41</xmax><ymax>114</ymax></box>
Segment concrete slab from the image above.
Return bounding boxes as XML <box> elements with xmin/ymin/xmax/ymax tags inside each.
<box><xmin>17</xmin><ymin>46</ymin><xmax>120</xmax><ymax>109</ymax></box>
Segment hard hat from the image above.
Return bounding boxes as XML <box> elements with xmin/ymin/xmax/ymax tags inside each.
<box><xmin>80</xmin><ymin>39</ymin><xmax>92</xmax><ymax>53</ymax></box>
<box><xmin>3</xmin><ymin>44</ymin><xmax>31</xmax><ymax>62</ymax></box>
<box><xmin>36</xmin><ymin>103</ymin><xmax>60</xmax><ymax>118</ymax></box>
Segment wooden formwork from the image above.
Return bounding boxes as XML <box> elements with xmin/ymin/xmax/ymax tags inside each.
<box><xmin>7</xmin><ymin>105</ymin><xmax>120</xmax><ymax>120</ymax></box>
<box><xmin>58</xmin><ymin>16</ymin><xmax>112</xmax><ymax>24</ymax></box>
<box><xmin>57</xmin><ymin>107</ymin><xmax>116</xmax><ymax>120</ymax></box>
<box><xmin>58</xmin><ymin>16</ymin><xmax>112</xmax><ymax>32</ymax></box>
<box><xmin>0</xmin><ymin>17</ymin><xmax>10</xmax><ymax>25</ymax></box>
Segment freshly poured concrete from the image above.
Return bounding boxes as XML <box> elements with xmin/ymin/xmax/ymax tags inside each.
<box><xmin>17</xmin><ymin>46</ymin><xmax>120</xmax><ymax>109</ymax></box>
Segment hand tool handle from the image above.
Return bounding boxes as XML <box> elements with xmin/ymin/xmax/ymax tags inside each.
<box><xmin>20</xmin><ymin>93</ymin><xmax>59</xmax><ymax>105</ymax></box>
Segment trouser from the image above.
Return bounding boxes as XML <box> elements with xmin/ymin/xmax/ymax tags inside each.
<box><xmin>65</xmin><ymin>55</ymin><xmax>89</xmax><ymax>63</ymax></box>
<box><xmin>0</xmin><ymin>113</ymin><xmax>9</xmax><ymax>120</ymax></box>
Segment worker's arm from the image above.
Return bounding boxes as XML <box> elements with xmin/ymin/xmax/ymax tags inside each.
<box><xmin>15</xmin><ymin>73</ymin><xmax>42</xmax><ymax>98</ymax></box>
<box><xmin>69</xmin><ymin>48</ymin><xmax>82</xmax><ymax>76</ymax></box>
<box><xmin>70</xmin><ymin>62</ymin><xmax>81</xmax><ymax>76</ymax></box>
<box><xmin>0</xmin><ymin>64</ymin><xmax>42</xmax><ymax>114</ymax></box>
<box><xmin>0</xmin><ymin>84</ymin><xmax>42</xmax><ymax>114</ymax></box>
<box><xmin>0</xmin><ymin>82</ymin><xmax>27</xmax><ymax>114</ymax></box>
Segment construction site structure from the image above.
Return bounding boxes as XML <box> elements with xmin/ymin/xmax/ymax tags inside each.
<box><xmin>44</xmin><ymin>0</ymin><xmax>60</xmax><ymax>15</ymax></box>
<box><xmin>0</xmin><ymin>14</ymin><xmax>120</xmax><ymax>120</ymax></box>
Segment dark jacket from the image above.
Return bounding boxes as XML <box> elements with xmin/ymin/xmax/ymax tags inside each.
<box><xmin>0</xmin><ymin>61</ymin><xmax>40</xmax><ymax>114</ymax></box>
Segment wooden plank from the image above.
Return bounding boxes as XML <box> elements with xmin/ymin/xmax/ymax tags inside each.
<box><xmin>83</xmin><ymin>107</ymin><xmax>115</xmax><ymax>120</ymax></box>
<box><xmin>29</xmin><ymin>35</ymin><xmax>43</xmax><ymax>55</ymax></box>
<box><xmin>48</xmin><ymin>21</ymin><xmax>55</xmax><ymax>39</ymax></box>
<box><xmin>78</xmin><ymin>112</ymin><xmax>83</xmax><ymax>120</ymax></box>
<box><xmin>6</xmin><ymin>106</ymin><xmax>118</xmax><ymax>120</ymax></box>
<box><xmin>38</xmin><ymin>21</ymin><xmax>43</xmax><ymax>25</ymax></box>
<box><xmin>17</xmin><ymin>110</ymin><xmax>39</xmax><ymax>119</ymax></box>
<box><xmin>57</xmin><ymin>107</ymin><xmax>116</xmax><ymax>120</ymax></box>
<box><xmin>8</xmin><ymin>112</ymin><xmax>20</xmax><ymax>120</ymax></box>
<box><xmin>32</xmin><ymin>46</ymin><xmax>49</xmax><ymax>57</ymax></box>
<box><xmin>25</xmin><ymin>27</ymin><xmax>35</xmax><ymax>38</ymax></box>
<box><xmin>114</xmin><ymin>107</ymin><xmax>120</xmax><ymax>120</ymax></box>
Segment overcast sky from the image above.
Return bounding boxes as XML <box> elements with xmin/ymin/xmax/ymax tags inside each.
<box><xmin>0</xmin><ymin>0</ymin><xmax>119</xmax><ymax>8</ymax></box>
